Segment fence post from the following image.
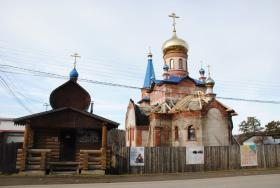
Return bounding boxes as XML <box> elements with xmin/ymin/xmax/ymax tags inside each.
<box><xmin>262</xmin><ymin>145</ymin><xmax>266</xmax><ymax>168</ymax></box>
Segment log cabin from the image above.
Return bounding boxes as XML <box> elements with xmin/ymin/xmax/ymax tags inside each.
<box><xmin>14</xmin><ymin>55</ymin><xmax>119</xmax><ymax>174</ymax></box>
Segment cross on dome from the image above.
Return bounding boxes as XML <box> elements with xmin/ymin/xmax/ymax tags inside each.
<box><xmin>69</xmin><ymin>52</ymin><xmax>80</xmax><ymax>81</ymax></box>
<box><xmin>71</xmin><ymin>52</ymin><xmax>81</xmax><ymax>68</ymax></box>
<box><xmin>169</xmin><ymin>13</ymin><xmax>179</xmax><ymax>32</ymax></box>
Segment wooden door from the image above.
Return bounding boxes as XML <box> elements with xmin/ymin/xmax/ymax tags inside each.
<box><xmin>60</xmin><ymin>131</ymin><xmax>76</xmax><ymax>161</ymax></box>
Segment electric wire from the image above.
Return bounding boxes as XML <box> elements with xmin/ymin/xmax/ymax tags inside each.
<box><xmin>0</xmin><ymin>76</ymin><xmax>33</xmax><ymax>113</ymax></box>
<box><xmin>1</xmin><ymin>45</ymin><xmax>280</xmax><ymax>89</ymax></box>
<box><xmin>0</xmin><ymin>64</ymin><xmax>280</xmax><ymax>105</ymax></box>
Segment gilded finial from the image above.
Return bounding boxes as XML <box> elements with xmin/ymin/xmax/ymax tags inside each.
<box><xmin>207</xmin><ymin>64</ymin><xmax>211</xmax><ymax>77</ymax></box>
<box><xmin>71</xmin><ymin>52</ymin><xmax>81</xmax><ymax>68</ymax></box>
<box><xmin>168</xmin><ymin>13</ymin><xmax>179</xmax><ymax>33</ymax></box>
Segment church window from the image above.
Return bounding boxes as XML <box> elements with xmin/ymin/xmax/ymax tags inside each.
<box><xmin>170</xmin><ymin>59</ymin><xmax>174</xmax><ymax>69</ymax></box>
<box><xmin>175</xmin><ymin>126</ymin><xmax>179</xmax><ymax>141</ymax></box>
<box><xmin>188</xmin><ymin>125</ymin><xmax>196</xmax><ymax>141</ymax></box>
<box><xmin>179</xmin><ymin>59</ymin><xmax>183</xmax><ymax>69</ymax></box>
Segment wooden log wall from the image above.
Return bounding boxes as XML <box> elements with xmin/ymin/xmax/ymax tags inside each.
<box><xmin>112</xmin><ymin>145</ymin><xmax>280</xmax><ymax>174</ymax></box>
<box><xmin>75</xmin><ymin>142</ymin><xmax>102</xmax><ymax>162</ymax></box>
<box><xmin>25</xmin><ymin>149</ymin><xmax>51</xmax><ymax>171</ymax></box>
<box><xmin>33</xmin><ymin>129</ymin><xmax>60</xmax><ymax>161</ymax></box>
<box><xmin>79</xmin><ymin>150</ymin><xmax>103</xmax><ymax>171</ymax></box>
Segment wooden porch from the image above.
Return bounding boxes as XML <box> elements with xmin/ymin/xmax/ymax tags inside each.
<box><xmin>16</xmin><ymin>122</ymin><xmax>113</xmax><ymax>175</ymax></box>
<box><xmin>16</xmin><ymin>148</ymin><xmax>111</xmax><ymax>174</ymax></box>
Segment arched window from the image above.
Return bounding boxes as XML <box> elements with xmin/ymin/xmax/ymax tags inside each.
<box><xmin>179</xmin><ymin>59</ymin><xmax>183</xmax><ymax>69</ymax></box>
<box><xmin>188</xmin><ymin>125</ymin><xmax>196</xmax><ymax>141</ymax></box>
<box><xmin>170</xmin><ymin>59</ymin><xmax>174</xmax><ymax>69</ymax></box>
<box><xmin>175</xmin><ymin>126</ymin><xmax>179</xmax><ymax>141</ymax></box>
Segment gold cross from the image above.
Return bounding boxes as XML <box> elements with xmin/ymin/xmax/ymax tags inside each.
<box><xmin>169</xmin><ymin>13</ymin><xmax>179</xmax><ymax>32</ymax></box>
<box><xmin>71</xmin><ymin>52</ymin><xmax>81</xmax><ymax>68</ymax></box>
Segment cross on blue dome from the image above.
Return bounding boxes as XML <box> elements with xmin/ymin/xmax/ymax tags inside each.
<box><xmin>69</xmin><ymin>52</ymin><xmax>80</xmax><ymax>81</ymax></box>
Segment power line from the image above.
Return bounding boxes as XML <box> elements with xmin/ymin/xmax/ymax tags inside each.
<box><xmin>217</xmin><ymin>97</ymin><xmax>280</xmax><ymax>104</ymax></box>
<box><xmin>0</xmin><ymin>76</ymin><xmax>33</xmax><ymax>113</ymax></box>
<box><xmin>0</xmin><ymin>54</ymin><xmax>144</xmax><ymax>83</ymax></box>
<box><xmin>1</xmin><ymin>72</ymin><xmax>45</xmax><ymax>105</ymax></box>
<box><xmin>1</xmin><ymin>47</ymin><xmax>280</xmax><ymax>91</ymax></box>
<box><xmin>0</xmin><ymin>64</ymin><xmax>280</xmax><ymax>105</ymax></box>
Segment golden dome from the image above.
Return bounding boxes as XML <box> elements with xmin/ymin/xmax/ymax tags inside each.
<box><xmin>162</xmin><ymin>31</ymin><xmax>188</xmax><ymax>52</ymax></box>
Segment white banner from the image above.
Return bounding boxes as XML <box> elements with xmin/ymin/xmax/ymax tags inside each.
<box><xmin>240</xmin><ymin>144</ymin><xmax>258</xmax><ymax>167</ymax></box>
<box><xmin>186</xmin><ymin>146</ymin><xmax>204</xmax><ymax>164</ymax></box>
<box><xmin>130</xmin><ymin>147</ymin><xmax>145</xmax><ymax>166</ymax></box>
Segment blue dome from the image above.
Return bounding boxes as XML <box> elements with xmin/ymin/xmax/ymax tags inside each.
<box><xmin>163</xmin><ymin>64</ymin><xmax>169</xmax><ymax>70</ymax></box>
<box><xmin>199</xmin><ymin>68</ymin><xmax>205</xmax><ymax>75</ymax></box>
<box><xmin>69</xmin><ymin>68</ymin><xmax>79</xmax><ymax>79</ymax></box>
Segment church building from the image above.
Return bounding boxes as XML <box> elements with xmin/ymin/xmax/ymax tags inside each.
<box><xmin>125</xmin><ymin>13</ymin><xmax>237</xmax><ymax>147</ymax></box>
<box><xmin>14</xmin><ymin>53</ymin><xmax>119</xmax><ymax>174</ymax></box>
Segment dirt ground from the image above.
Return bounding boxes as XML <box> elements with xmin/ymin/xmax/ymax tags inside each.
<box><xmin>1</xmin><ymin>168</ymin><xmax>280</xmax><ymax>186</ymax></box>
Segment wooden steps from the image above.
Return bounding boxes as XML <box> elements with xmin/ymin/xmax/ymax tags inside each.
<box><xmin>49</xmin><ymin>161</ymin><xmax>79</xmax><ymax>174</ymax></box>
<box><xmin>16</xmin><ymin>148</ymin><xmax>109</xmax><ymax>175</ymax></box>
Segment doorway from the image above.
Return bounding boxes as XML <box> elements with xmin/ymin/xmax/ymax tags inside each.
<box><xmin>60</xmin><ymin>130</ymin><xmax>76</xmax><ymax>161</ymax></box>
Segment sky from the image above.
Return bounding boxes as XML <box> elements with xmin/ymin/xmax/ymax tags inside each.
<box><xmin>0</xmin><ymin>0</ymin><xmax>279</xmax><ymax>134</ymax></box>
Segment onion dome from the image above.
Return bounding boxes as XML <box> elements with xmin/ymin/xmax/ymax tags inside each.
<box><xmin>49</xmin><ymin>79</ymin><xmax>91</xmax><ymax>111</ymax></box>
<box><xmin>49</xmin><ymin>52</ymin><xmax>91</xmax><ymax>111</ymax></box>
<box><xmin>199</xmin><ymin>68</ymin><xmax>205</xmax><ymax>75</ymax></box>
<box><xmin>205</xmin><ymin>77</ymin><xmax>215</xmax><ymax>87</ymax></box>
<box><xmin>162</xmin><ymin>31</ymin><xmax>189</xmax><ymax>53</ymax></box>
<box><xmin>69</xmin><ymin>67</ymin><xmax>79</xmax><ymax>80</ymax></box>
<box><xmin>163</xmin><ymin>64</ymin><xmax>169</xmax><ymax>70</ymax></box>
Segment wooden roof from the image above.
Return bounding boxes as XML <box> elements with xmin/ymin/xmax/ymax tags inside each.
<box><xmin>14</xmin><ymin>107</ymin><xmax>119</xmax><ymax>130</ymax></box>
<box><xmin>49</xmin><ymin>80</ymin><xmax>91</xmax><ymax>111</ymax></box>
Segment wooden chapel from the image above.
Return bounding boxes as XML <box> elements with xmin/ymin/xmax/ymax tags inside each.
<box><xmin>14</xmin><ymin>54</ymin><xmax>119</xmax><ymax>174</ymax></box>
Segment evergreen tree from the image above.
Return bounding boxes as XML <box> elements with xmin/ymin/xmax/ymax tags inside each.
<box><xmin>265</xmin><ymin>121</ymin><xmax>280</xmax><ymax>134</ymax></box>
<box><xmin>239</xmin><ymin>117</ymin><xmax>263</xmax><ymax>134</ymax></box>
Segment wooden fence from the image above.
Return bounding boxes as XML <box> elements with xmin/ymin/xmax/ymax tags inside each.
<box><xmin>1</xmin><ymin>144</ymin><xmax>280</xmax><ymax>174</ymax></box>
<box><xmin>112</xmin><ymin>145</ymin><xmax>280</xmax><ymax>174</ymax></box>
<box><xmin>0</xmin><ymin>143</ymin><xmax>22</xmax><ymax>174</ymax></box>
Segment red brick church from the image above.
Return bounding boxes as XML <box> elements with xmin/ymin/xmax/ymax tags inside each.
<box><xmin>125</xmin><ymin>13</ymin><xmax>237</xmax><ymax>147</ymax></box>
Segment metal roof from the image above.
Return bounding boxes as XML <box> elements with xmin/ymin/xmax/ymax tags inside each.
<box><xmin>155</xmin><ymin>75</ymin><xmax>205</xmax><ymax>86</ymax></box>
